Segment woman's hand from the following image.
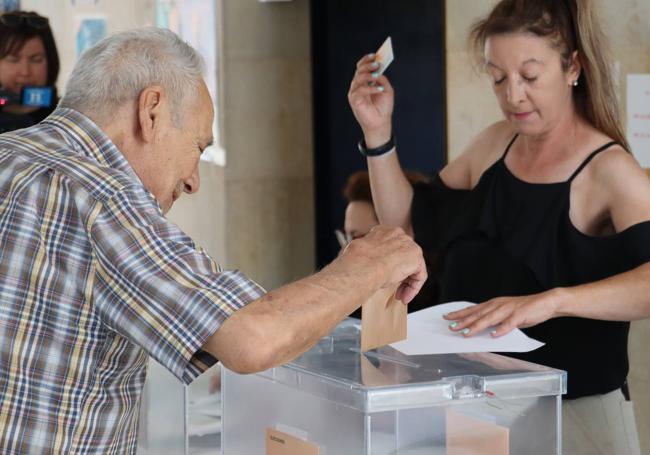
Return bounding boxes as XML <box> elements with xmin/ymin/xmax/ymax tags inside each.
<box><xmin>347</xmin><ymin>54</ymin><xmax>394</xmax><ymax>147</ymax></box>
<box><xmin>443</xmin><ymin>289</ymin><xmax>565</xmax><ymax>337</ymax></box>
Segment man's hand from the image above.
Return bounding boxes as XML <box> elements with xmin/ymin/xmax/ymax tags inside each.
<box><xmin>339</xmin><ymin>225</ymin><xmax>427</xmax><ymax>304</ymax></box>
<box><xmin>443</xmin><ymin>289</ymin><xmax>562</xmax><ymax>337</ymax></box>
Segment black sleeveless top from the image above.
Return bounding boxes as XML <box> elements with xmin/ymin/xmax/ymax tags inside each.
<box><xmin>411</xmin><ymin>136</ymin><xmax>650</xmax><ymax>399</ymax></box>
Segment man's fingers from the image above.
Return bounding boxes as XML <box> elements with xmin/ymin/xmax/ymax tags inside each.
<box><xmin>395</xmin><ymin>277</ymin><xmax>422</xmax><ymax>304</ymax></box>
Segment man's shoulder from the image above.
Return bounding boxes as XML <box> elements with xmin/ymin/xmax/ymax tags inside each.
<box><xmin>0</xmin><ymin>125</ymin><xmax>142</xmax><ymax>205</ymax></box>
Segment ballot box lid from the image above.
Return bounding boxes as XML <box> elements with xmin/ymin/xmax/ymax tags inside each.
<box><xmin>256</xmin><ymin>319</ymin><xmax>566</xmax><ymax>413</ymax></box>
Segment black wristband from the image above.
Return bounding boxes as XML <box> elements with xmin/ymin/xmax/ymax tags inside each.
<box><xmin>358</xmin><ymin>134</ymin><xmax>395</xmax><ymax>157</ymax></box>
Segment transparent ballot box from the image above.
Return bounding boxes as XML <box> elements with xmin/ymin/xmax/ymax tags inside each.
<box><xmin>137</xmin><ymin>359</ymin><xmax>222</xmax><ymax>455</ymax></box>
<box><xmin>222</xmin><ymin>319</ymin><xmax>566</xmax><ymax>454</ymax></box>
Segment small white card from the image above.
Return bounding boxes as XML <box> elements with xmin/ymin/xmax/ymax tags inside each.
<box><xmin>374</xmin><ymin>36</ymin><xmax>394</xmax><ymax>76</ymax></box>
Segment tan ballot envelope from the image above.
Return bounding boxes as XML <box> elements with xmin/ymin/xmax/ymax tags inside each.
<box><xmin>266</xmin><ymin>428</ymin><xmax>320</xmax><ymax>455</ymax></box>
<box><xmin>446</xmin><ymin>409</ymin><xmax>509</xmax><ymax>455</ymax></box>
<box><xmin>361</xmin><ymin>285</ymin><xmax>406</xmax><ymax>352</ymax></box>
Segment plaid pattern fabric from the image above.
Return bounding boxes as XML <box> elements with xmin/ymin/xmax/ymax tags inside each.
<box><xmin>0</xmin><ymin>108</ymin><xmax>265</xmax><ymax>454</ymax></box>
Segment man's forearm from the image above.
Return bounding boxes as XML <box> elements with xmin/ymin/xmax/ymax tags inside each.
<box><xmin>205</xmin><ymin>254</ymin><xmax>382</xmax><ymax>373</ymax></box>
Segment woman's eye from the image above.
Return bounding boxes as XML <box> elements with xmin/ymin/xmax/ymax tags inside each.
<box><xmin>523</xmin><ymin>76</ymin><xmax>538</xmax><ymax>83</ymax></box>
<box><xmin>494</xmin><ymin>77</ymin><xmax>506</xmax><ymax>85</ymax></box>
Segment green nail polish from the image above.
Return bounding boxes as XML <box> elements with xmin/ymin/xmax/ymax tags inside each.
<box><xmin>449</xmin><ymin>321</ymin><xmax>458</xmax><ymax>328</ymax></box>
<box><xmin>372</xmin><ymin>62</ymin><xmax>379</xmax><ymax>68</ymax></box>
<box><xmin>376</xmin><ymin>86</ymin><xmax>385</xmax><ymax>92</ymax></box>
<box><xmin>461</xmin><ymin>328</ymin><xmax>471</xmax><ymax>335</ymax></box>
<box><xmin>371</xmin><ymin>71</ymin><xmax>379</xmax><ymax>78</ymax></box>
<box><xmin>490</xmin><ymin>330</ymin><xmax>497</xmax><ymax>336</ymax></box>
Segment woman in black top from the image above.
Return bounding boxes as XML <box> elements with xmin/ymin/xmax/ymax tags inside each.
<box><xmin>348</xmin><ymin>0</ymin><xmax>650</xmax><ymax>453</ymax></box>
<box><xmin>0</xmin><ymin>11</ymin><xmax>59</xmax><ymax>133</ymax></box>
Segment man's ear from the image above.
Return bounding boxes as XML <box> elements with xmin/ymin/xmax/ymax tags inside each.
<box><xmin>137</xmin><ymin>85</ymin><xmax>165</xmax><ymax>143</ymax></box>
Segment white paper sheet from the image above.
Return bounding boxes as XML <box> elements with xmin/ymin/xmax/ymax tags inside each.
<box><xmin>390</xmin><ymin>301</ymin><xmax>544</xmax><ymax>355</ymax></box>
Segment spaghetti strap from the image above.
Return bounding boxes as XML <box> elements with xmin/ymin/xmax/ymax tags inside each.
<box><xmin>568</xmin><ymin>141</ymin><xmax>619</xmax><ymax>182</ymax></box>
<box><xmin>501</xmin><ymin>134</ymin><xmax>518</xmax><ymax>160</ymax></box>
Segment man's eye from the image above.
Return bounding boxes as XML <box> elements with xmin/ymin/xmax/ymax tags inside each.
<box><xmin>494</xmin><ymin>77</ymin><xmax>506</xmax><ymax>85</ymax></box>
<box><xmin>523</xmin><ymin>76</ymin><xmax>538</xmax><ymax>83</ymax></box>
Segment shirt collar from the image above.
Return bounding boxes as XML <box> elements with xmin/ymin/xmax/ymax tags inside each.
<box><xmin>42</xmin><ymin>107</ymin><xmax>140</xmax><ymax>183</ymax></box>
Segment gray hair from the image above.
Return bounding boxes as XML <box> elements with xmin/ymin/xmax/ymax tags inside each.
<box><xmin>60</xmin><ymin>27</ymin><xmax>205</xmax><ymax>126</ymax></box>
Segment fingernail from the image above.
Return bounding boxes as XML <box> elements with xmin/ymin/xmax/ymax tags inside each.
<box><xmin>371</xmin><ymin>71</ymin><xmax>379</xmax><ymax>78</ymax></box>
<box><xmin>376</xmin><ymin>86</ymin><xmax>385</xmax><ymax>92</ymax></box>
<box><xmin>367</xmin><ymin>53</ymin><xmax>375</xmax><ymax>58</ymax></box>
<box><xmin>448</xmin><ymin>321</ymin><xmax>458</xmax><ymax>329</ymax></box>
<box><xmin>490</xmin><ymin>330</ymin><xmax>497</xmax><ymax>336</ymax></box>
<box><xmin>371</xmin><ymin>62</ymin><xmax>379</xmax><ymax>68</ymax></box>
<box><xmin>461</xmin><ymin>328</ymin><xmax>471</xmax><ymax>335</ymax></box>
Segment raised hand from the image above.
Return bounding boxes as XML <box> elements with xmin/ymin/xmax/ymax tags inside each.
<box><xmin>348</xmin><ymin>54</ymin><xmax>395</xmax><ymax>147</ymax></box>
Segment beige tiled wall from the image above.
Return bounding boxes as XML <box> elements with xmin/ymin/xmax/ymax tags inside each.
<box><xmin>446</xmin><ymin>0</ymin><xmax>650</xmax><ymax>451</ymax></box>
<box><xmin>220</xmin><ymin>0</ymin><xmax>314</xmax><ymax>289</ymax></box>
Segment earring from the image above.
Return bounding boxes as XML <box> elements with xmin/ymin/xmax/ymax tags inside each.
<box><xmin>572</xmin><ymin>80</ymin><xmax>579</xmax><ymax>87</ymax></box>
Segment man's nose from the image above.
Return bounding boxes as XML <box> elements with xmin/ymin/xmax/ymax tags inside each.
<box><xmin>183</xmin><ymin>167</ymin><xmax>200</xmax><ymax>194</ymax></box>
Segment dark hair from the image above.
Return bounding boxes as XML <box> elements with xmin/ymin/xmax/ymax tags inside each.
<box><xmin>470</xmin><ymin>0</ymin><xmax>629</xmax><ymax>151</ymax></box>
<box><xmin>343</xmin><ymin>170</ymin><xmax>430</xmax><ymax>204</ymax></box>
<box><xmin>0</xmin><ymin>11</ymin><xmax>60</xmax><ymax>87</ymax></box>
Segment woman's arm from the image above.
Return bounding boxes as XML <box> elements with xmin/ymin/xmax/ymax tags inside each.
<box><xmin>444</xmin><ymin>263</ymin><xmax>650</xmax><ymax>338</ymax></box>
<box><xmin>348</xmin><ymin>54</ymin><xmax>414</xmax><ymax>232</ymax></box>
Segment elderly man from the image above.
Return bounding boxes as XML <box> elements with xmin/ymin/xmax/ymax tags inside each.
<box><xmin>0</xmin><ymin>28</ymin><xmax>425</xmax><ymax>454</ymax></box>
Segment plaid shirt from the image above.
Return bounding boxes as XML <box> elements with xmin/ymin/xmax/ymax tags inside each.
<box><xmin>0</xmin><ymin>108</ymin><xmax>265</xmax><ymax>454</ymax></box>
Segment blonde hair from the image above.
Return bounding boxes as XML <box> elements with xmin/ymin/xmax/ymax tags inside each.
<box><xmin>469</xmin><ymin>0</ymin><xmax>629</xmax><ymax>151</ymax></box>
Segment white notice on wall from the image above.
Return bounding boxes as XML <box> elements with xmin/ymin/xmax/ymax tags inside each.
<box><xmin>627</xmin><ymin>74</ymin><xmax>650</xmax><ymax>168</ymax></box>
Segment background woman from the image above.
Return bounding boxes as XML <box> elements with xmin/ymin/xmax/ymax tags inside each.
<box><xmin>0</xmin><ymin>10</ymin><xmax>59</xmax><ymax>133</ymax></box>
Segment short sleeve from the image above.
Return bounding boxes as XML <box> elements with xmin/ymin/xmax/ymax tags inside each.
<box><xmin>89</xmin><ymin>186</ymin><xmax>265</xmax><ymax>384</ymax></box>
<box><xmin>616</xmin><ymin>221</ymin><xmax>650</xmax><ymax>266</ymax></box>
<box><xmin>565</xmin><ymin>219</ymin><xmax>650</xmax><ymax>286</ymax></box>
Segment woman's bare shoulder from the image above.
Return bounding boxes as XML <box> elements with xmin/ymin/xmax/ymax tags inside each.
<box><xmin>441</xmin><ymin>120</ymin><xmax>516</xmax><ymax>189</ymax></box>
<box><xmin>583</xmin><ymin>133</ymin><xmax>650</xmax><ymax>230</ymax></box>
